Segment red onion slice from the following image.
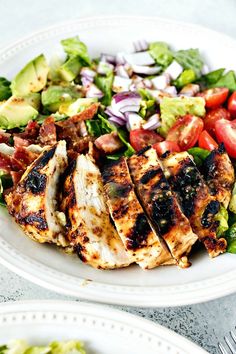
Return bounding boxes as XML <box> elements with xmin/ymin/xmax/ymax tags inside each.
<box><xmin>132</xmin><ymin>65</ymin><xmax>161</xmax><ymax>75</ymax></box>
<box><xmin>124</xmin><ymin>51</ymin><xmax>155</xmax><ymax>66</ymax></box>
<box><xmin>100</xmin><ymin>53</ymin><xmax>116</xmax><ymax>64</ymax></box>
<box><xmin>81</xmin><ymin>76</ymin><xmax>93</xmax><ymax>87</ymax></box>
<box><xmin>105</xmin><ymin>107</ymin><xmax>126</xmax><ymax>120</ymax></box>
<box><xmin>120</xmin><ymin>104</ymin><xmax>140</xmax><ymax>113</ymax></box>
<box><xmin>81</xmin><ymin>67</ymin><xmax>96</xmax><ymax>78</ymax></box>
<box><xmin>112</xmin><ymin>76</ymin><xmax>132</xmax><ymax>93</ymax></box>
<box><xmin>112</xmin><ymin>91</ymin><xmax>141</xmax><ymax>108</ymax></box>
<box><xmin>142</xmin><ymin>113</ymin><xmax>161</xmax><ymax>130</ymax></box>
<box><xmin>86</xmin><ymin>84</ymin><xmax>104</xmax><ymax>98</ymax></box>
<box><xmin>164</xmin><ymin>60</ymin><xmax>183</xmax><ymax>80</ymax></box>
<box><xmin>163</xmin><ymin>86</ymin><xmax>178</xmax><ymax>96</ymax></box>
<box><xmin>125</xmin><ymin>112</ymin><xmax>143</xmax><ymax>131</ymax></box>
<box><xmin>116</xmin><ymin>52</ymin><xmax>126</xmax><ymax>65</ymax></box>
<box><xmin>151</xmin><ymin>73</ymin><xmax>171</xmax><ymax>90</ymax></box>
<box><xmin>97</xmin><ymin>61</ymin><xmax>114</xmax><ymax>75</ymax></box>
<box><xmin>108</xmin><ymin>116</ymin><xmax>126</xmax><ymax>126</ymax></box>
<box><xmin>133</xmin><ymin>39</ymin><xmax>149</xmax><ymax>52</ymax></box>
<box><xmin>116</xmin><ymin>65</ymin><xmax>130</xmax><ymax>78</ymax></box>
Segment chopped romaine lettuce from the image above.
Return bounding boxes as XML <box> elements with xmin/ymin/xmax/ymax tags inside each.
<box><xmin>159</xmin><ymin>96</ymin><xmax>205</xmax><ymax>137</ymax></box>
<box><xmin>174</xmin><ymin>48</ymin><xmax>204</xmax><ymax>77</ymax></box>
<box><xmin>149</xmin><ymin>42</ymin><xmax>173</xmax><ymax>68</ymax></box>
<box><xmin>24</xmin><ymin>347</ymin><xmax>51</xmax><ymax>354</ymax></box>
<box><xmin>201</xmin><ymin>68</ymin><xmax>225</xmax><ymax>86</ymax></box>
<box><xmin>211</xmin><ymin>70</ymin><xmax>236</xmax><ymax>92</ymax></box>
<box><xmin>4</xmin><ymin>339</ymin><xmax>29</xmax><ymax>354</ymax></box>
<box><xmin>139</xmin><ymin>99</ymin><xmax>156</xmax><ymax>118</ymax></box>
<box><xmin>0</xmin><ymin>77</ymin><xmax>11</xmax><ymax>101</ymax></box>
<box><xmin>225</xmin><ymin>223</ymin><xmax>236</xmax><ymax>253</ymax></box>
<box><xmin>117</xmin><ymin>128</ymin><xmax>135</xmax><ymax>157</ymax></box>
<box><xmin>174</xmin><ymin>69</ymin><xmax>196</xmax><ymax>88</ymax></box>
<box><xmin>188</xmin><ymin>147</ymin><xmax>210</xmax><ymax>167</ymax></box>
<box><xmin>61</xmin><ymin>36</ymin><xmax>91</xmax><ymax>66</ymax></box>
<box><xmin>94</xmin><ymin>73</ymin><xmax>114</xmax><ymax>106</ymax></box>
<box><xmin>215</xmin><ymin>206</ymin><xmax>229</xmax><ymax>237</ymax></box>
<box><xmin>229</xmin><ymin>181</ymin><xmax>236</xmax><ymax>214</ymax></box>
<box><xmin>50</xmin><ymin>340</ymin><xmax>85</xmax><ymax>354</ymax></box>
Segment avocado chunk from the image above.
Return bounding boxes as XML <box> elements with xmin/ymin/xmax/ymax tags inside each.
<box><xmin>59</xmin><ymin>97</ymin><xmax>97</xmax><ymax>116</ymax></box>
<box><xmin>0</xmin><ymin>96</ymin><xmax>38</xmax><ymax>129</ymax></box>
<box><xmin>58</xmin><ymin>56</ymin><xmax>82</xmax><ymax>81</ymax></box>
<box><xmin>11</xmin><ymin>54</ymin><xmax>49</xmax><ymax>96</ymax></box>
<box><xmin>41</xmin><ymin>85</ymin><xmax>81</xmax><ymax>112</ymax></box>
<box><xmin>24</xmin><ymin>93</ymin><xmax>41</xmax><ymax>110</ymax></box>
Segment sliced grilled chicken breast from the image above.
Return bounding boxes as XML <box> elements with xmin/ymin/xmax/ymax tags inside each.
<box><xmin>61</xmin><ymin>153</ymin><xmax>131</xmax><ymax>269</ymax></box>
<box><xmin>5</xmin><ymin>140</ymin><xmax>68</xmax><ymax>246</ymax></box>
<box><xmin>162</xmin><ymin>151</ymin><xmax>227</xmax><ymax>258</ymax></box>
<box><xmin>202</xmin><ymin>143</ymin><xmax>234</xmax><ymax>208</ymax></box>
<box><xmin>128</xmin><ymin>147</ymin><xmax>198</xmax><ymax>267</ymax></box>
<box><xmin>102</xmin><ymin>157</ymin><xmax>174</xmax><ymax>269</ymax></box>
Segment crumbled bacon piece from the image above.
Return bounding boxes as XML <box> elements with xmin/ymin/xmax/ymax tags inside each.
<box><xmin>56</xmin><ymin>120</ymin><xmax>79</xmax><ymax>148</ymax></box>
<box><xmin>13</xmin><ymin>136</ymin><xmax>30</xmax><ymax>148</ymax></box>
<box><xmin>39</xmin><ymin>116</ymin><xmax>57</xmax><ymax>146</ymax></box>
<box><xmin>95</xmin><ymin>132</ymin><xmax>123</xmax><ymax>154</ymax></box>
<box><xmin>0</xmin><ymin>132</ymin><xmax>11</xmax><ymax>144</ymax></box>
<box><xmin>0</xmin><ymin>152</ymin><xmax>12</xmax><ymax>172</ymax></box>
<box><xmin>71</xmin><ymin>102</ymin><xmax>100</xmax><ymax>123</ymax></box>
<box><xmin>12</xmin><ymin>147</ymin><xmax>39</xmax><ymax>170</ymax></box>
<box><xmin>14</xmin><ymin>120</ymin><xmax>40</xmax><ymax>142</ymax></box>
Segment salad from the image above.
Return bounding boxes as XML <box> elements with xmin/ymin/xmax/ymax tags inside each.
<box><xmin>0</xmin><ymin>339</ymin><xmax>86</xmax><ymax>354</ymax></box>
<box><xmin>0</xmin><ymin>35</ymin><xmax>236</xmax><ymax>268</ymax></box>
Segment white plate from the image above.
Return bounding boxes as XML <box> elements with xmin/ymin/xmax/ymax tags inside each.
<box><xmin>0</xmin><ymin>16</ymin><xmax>236</xmax><ymax>307</ymax></box>
<box><xmin>0</xmin><ymin>300</ymin><xmax>207</xmax><ymax>354</ymax></box>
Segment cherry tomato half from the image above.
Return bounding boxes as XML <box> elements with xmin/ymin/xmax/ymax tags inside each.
<box><xmin>129</xmin><ymin>129</ymin><xmax>163</xmax><ymax>151</ymax></box>
<box><xmin>215</xmin><ymin>119</ymin><xmax>236</xmax><ymax>158</ymax></box>
<box><xmin>204</xmin><ymin>107</ymin><xmax>231</xmax><ymax>135</ymax></box>
<box><xmin>198</xmin><ymin>130</ymin><xmax>218</xmax><ymax>151</ymax></box>
<box><xmin>166</xmin><ymin>115</ymin><xmax>204</xmax><ymax>151</ymax></box>
<box><xmin>153</xmin><ymin>141</ymin><xmax>180</xmax><ymax>156</ymax></box>
<box><xmin>197</xmin><ymin>87</ymin><xmax>229</xmax><ymax>108</ymax></box>
<box><xmin>227</xmin><ymin>91</ymin><xmax>236</xmax><ymax>119</ymax></box>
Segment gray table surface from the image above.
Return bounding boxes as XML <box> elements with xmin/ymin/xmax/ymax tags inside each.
<box><xmin>0</xmin><ymin>0</ymin><xmax>236</xmax><ymax>353</ymax></box>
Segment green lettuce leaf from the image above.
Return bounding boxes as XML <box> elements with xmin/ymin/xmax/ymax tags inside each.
<box><xmin>94</xmin><ymin>73</ymin><xmax>114</xmax><ymax>106</ymax></box>
<box><xmin>229</xmin><ymin>181</ymin><xmax>236</xmax><ymax>214</ymax></box>
<box><xmin>188</xmin><ymin>147</ymin><xmax>210</xmax><ymax>167</ymax></box>
<box><xmin>25</xmin><ymin>347</ymin><xmax>51</xmax><ymax>354</ymax></box>
<box><xmin>50</xmin><ymin>340</ymin><xmax>86</xmax><ymax>354</ymax></box>
<box><xmin>0</xmin><ymin>77</ymin><xmax>11</xmax><ymax>101</ymax></box>
<box><xmin>174</xmin><ymin>48</ymin><xmax>204</xmax><ymax>77</ymax></box>
<box><xmin>215</xmin><ymin>206</ymin><xmax>229</xmax><ymax>237</ymax></box>
<box><xmin>225</xmin><ymin>223</ymin><xmax>236</xmax><ymax>254</ymax></box>
<box><xmin>159</xmin><ymin>96</ymin><xmax>205</xmax><ymax>137</ymax></box>
<box><xmin>61</xmin><ymin>36</ymin><xmax>91</xmax><ymax>66</ymax></box>
<box><xmin>211</xmin><ymin>70</ymin><xmax>236</xmax><ymax>92</ymax></box>
<box><xmin>149</xmin><ymin>42</ymin><xmax>173</xmax><ymax>68</ymax></box>
<box><xmin>3</xmin><ymin>340</ymin><xmax>29</xmax><ymax>354</ymax></box>
<box><xmin>174</xmin><ymin>69</ymin><xmax>196</xmax><ymax>88</ymax></box>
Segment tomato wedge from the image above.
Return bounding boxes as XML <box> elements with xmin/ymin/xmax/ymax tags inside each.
<box><xmin>153</xmin><ymin>141</ymin><xmax>180</xmax><ymax>156</ymax></box>
<box><xmin>129</xmin><ymin>129</ymin><xmax>163</xmax><ymax>151</ymax></box>
<box><xmin>204</xmin><ymin>107</ymin><xmax>231</xmax><ymax>135</ymax></box>
<box><xmin>215</xmin><ymin>119</ymin><xmax>236</xmax><ymax>157</ymax></box>
<box><xmin>228</xmin><ymin>91</ymin><xmax>236</xmax><ymax>118</ymax></box>
<box><xmin>197</xmin><ymin>87</ymin><xmax>229</xmax><ymax>108</ymax></box>
<box><xmin>166</xmin><ymin>115</ymin><xmax>204</xmax><ymax>151</ymax></box>
<box><xmin>198</xmin><ymin>130</ymin><xmax>218</xmax><ymax>151</ymax></box>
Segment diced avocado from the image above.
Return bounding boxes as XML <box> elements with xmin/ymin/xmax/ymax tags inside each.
<box><xmin>11</xmin><ymin>54</ymin><xmax>49</xmax><ymax>96</ymax></box>
<box><xmin>41</xmin><ymin>85</ymin><xmax>81</xmax><ymax>112</ymax></box>
<box><xmin>59</xmin><ymin>97</ymin><xmax>97</xmax><ymax>116</ymax></box>
<box><xmin>58</xmin><ymin>56</ymin><xmax>82</xmax><ymax>81</ymax></box>
<box><xmin>0</xmin><ymin>96</ymin><xmax>38</xmax><ymax>129</ymax></box>
<box><xmin>24</xmin><ymin>92</ymin><xmax>41</xmax><ymax>110</ymax></box>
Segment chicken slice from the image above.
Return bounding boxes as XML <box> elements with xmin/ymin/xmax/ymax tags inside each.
<box><xmin>102</xmin><ymin>157</ymin><xmax>174</xmax><ymax>269</ymax></box>
<box><xmin>61</xmin><ymin>153</ymin><xmax>131</xmax><ymax>269</ymax></box>
<box><xmin>128</xmin><ymin>147</ymin><xmax>198</xmax><ymax>267</ymax></box>
<box><xmin>202</xmin><ymin>143</ymin><xmax>234</xmax><ymax>208</ymax></box>
<box><xmin>162</xmin><ymin>151</ymin><xmax>227</xmax><ymax>258</ymax></box>
<box><xmin>5</xmin><ymin>140</ymin><xmax>68</xmax><ymax>247</ymax></box>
